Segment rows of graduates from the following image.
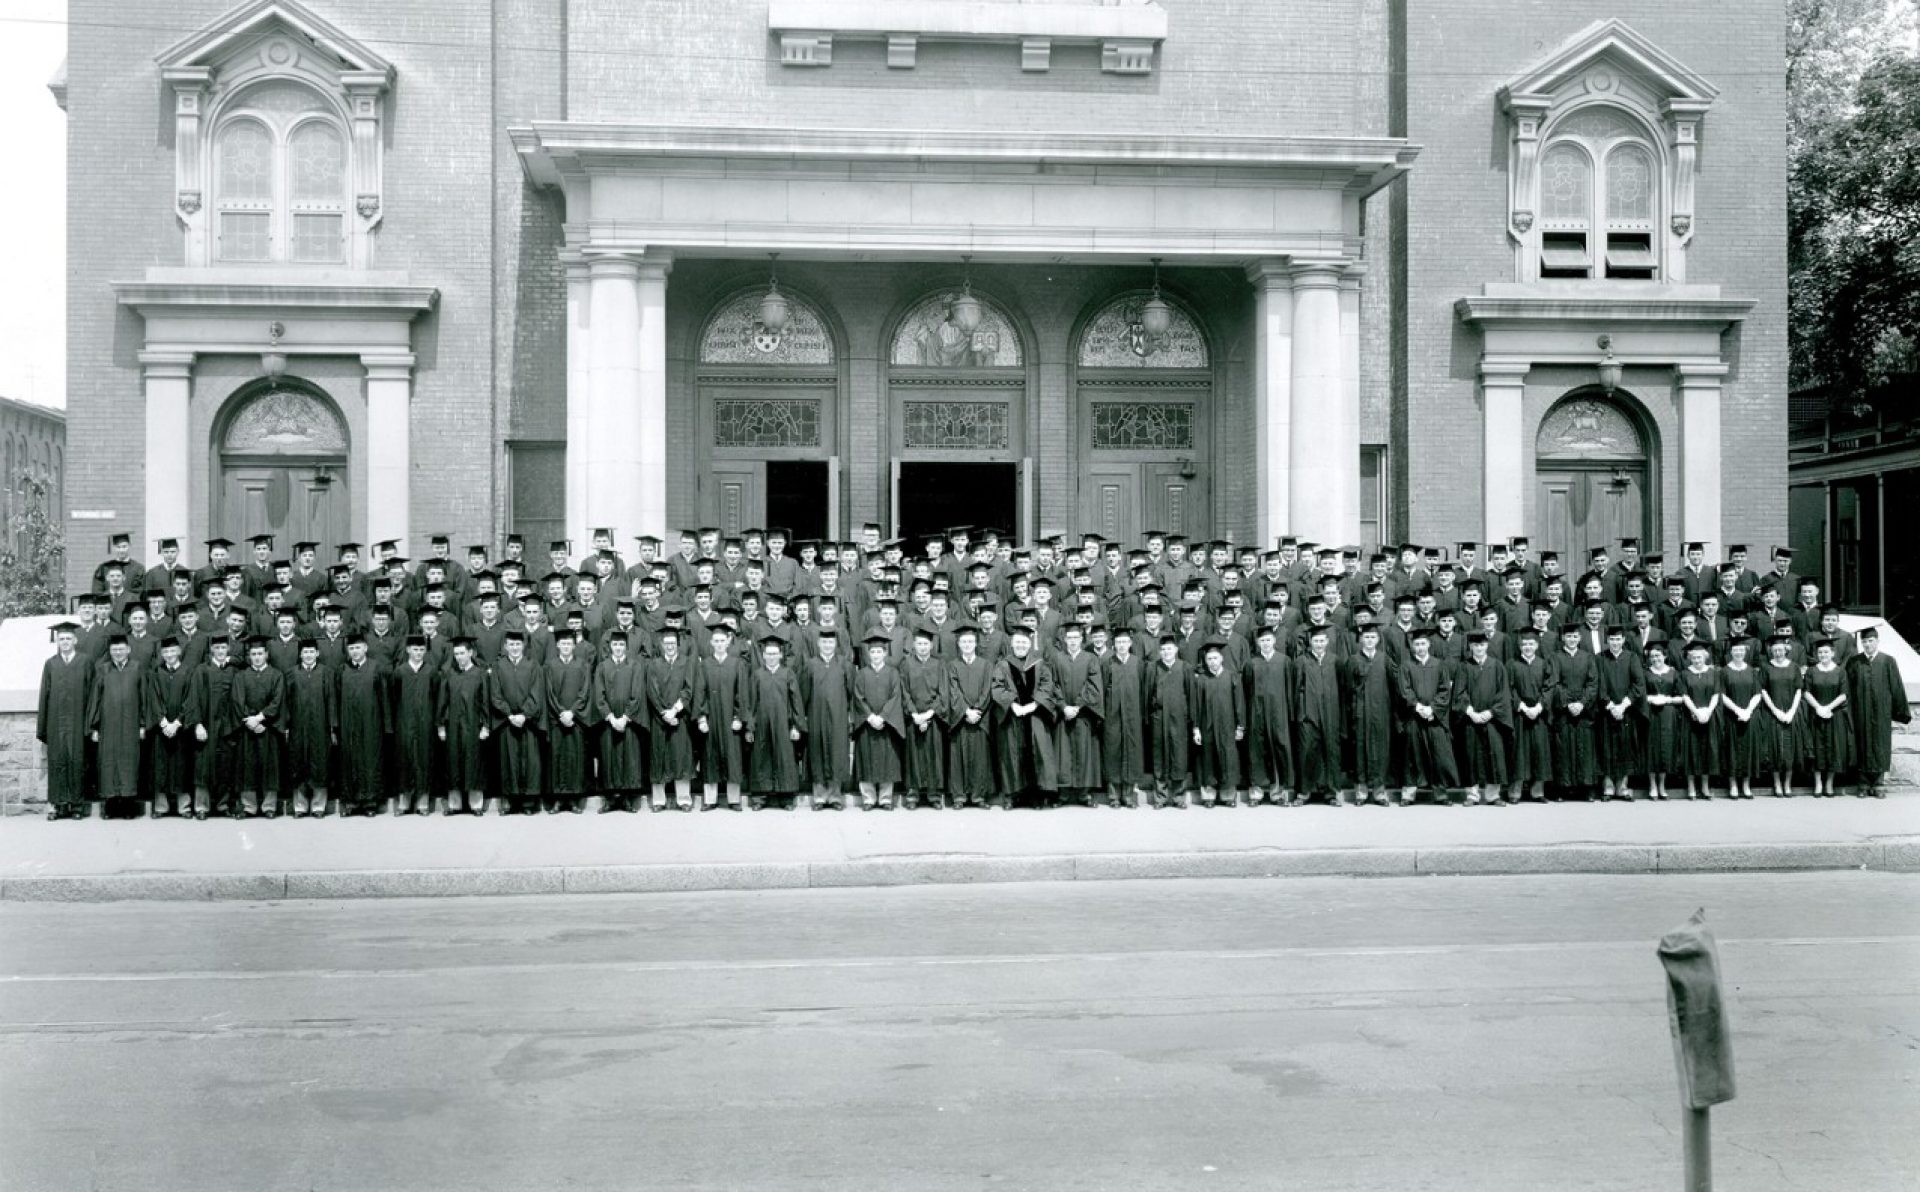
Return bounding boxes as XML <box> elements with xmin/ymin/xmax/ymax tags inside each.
<box><xmin>35</xmin><ymin>526</ymin><xmax>1913</xmax><ymax>819</ymax></box>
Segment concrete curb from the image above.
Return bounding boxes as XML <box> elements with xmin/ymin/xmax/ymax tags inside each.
<box><xmin>3</xmin><ymin>839</ymin><xmax>1913</xmax><ymax>902</ymax></box>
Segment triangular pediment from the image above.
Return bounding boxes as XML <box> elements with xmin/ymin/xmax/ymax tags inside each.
<box><xmin>1499</xmin><ymin>19</ymin><xmax>1716</xmax><ymax>113</ymax></box>
<box><xmin>156</xmin><ymin>0</ymin><xmax>392</xmax><ymax>80</ymax></box>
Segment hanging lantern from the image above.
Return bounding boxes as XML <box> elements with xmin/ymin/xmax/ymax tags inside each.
<box><xmin>951</xmin><ymin>255</ymin><xmax>983</xmax><ymax>333</ymax></box>
<box><xmin>1596</xmin><ymin>334</ymin><xmax>1623</xmax><ymax>395</ymax></box>
<box><xmin>758</xmin><ymin>254</ymin><xmax>790</xmax><ymax>333</ymax></box>
<box><xmin>1141</xmin><ymin>257</ymin><xmax>1172</xmax><ymax>339</ymax></box>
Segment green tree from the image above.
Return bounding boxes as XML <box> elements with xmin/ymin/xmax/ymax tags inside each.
<box><xmin>0</xmin><ymin>474</ymin><xmax>67</xmax><ymax>617</ymax></box>
<box><xmin>1788</xmin><ymin>0</ymin><xmax>1920</xmax><ymax>391</ymax></box>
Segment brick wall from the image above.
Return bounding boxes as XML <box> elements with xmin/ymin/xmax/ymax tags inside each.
<box><xmin>1394</xmin><ymin>0</ymin><xmax>1788</xmax><ymax>550</ymax></box>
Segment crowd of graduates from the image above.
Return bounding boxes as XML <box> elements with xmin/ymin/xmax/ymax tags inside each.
<box><xmin>34</xmin><ymin>523</ymin><xmax>1914</xmax><ymax>822</ymax></box>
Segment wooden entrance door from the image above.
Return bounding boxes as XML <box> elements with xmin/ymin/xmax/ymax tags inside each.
<box><xmin>1084</xmin><ymin>463</ymin><xmax>1205</xmax><ymax>545</ymax></box>
<box><xmin>707</xmin><ymin>463</ymin><xmax>765</xmax><ymax>537</ymax></box>
<box><xmin>221</xmin><ymin>463</ymin><xmax>350</xmax><ymax>562</ymax></box>
<box><xmin>1085</xmin><ymin>465</ymin><xmax>1139</xmax><ymax>544</ymax></box>
<box><xmin>1537</xmin><ymin>467</ymin><xmax>1646</xmax><ymax>567</ymax></box>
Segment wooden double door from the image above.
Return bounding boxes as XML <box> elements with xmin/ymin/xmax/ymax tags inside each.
<box><xmin>1083</xmin><ymin>463</ymin><xmax>1205</xmax><ymax>546</ymax></box>
<box><xmin>220</xmin><ymin>461</ymin><xmax>350</xmax><ymax>563</ymax></box>
<box><xmin>707</xmin><ymin>459</ymin><xmax>838</xmax><ymax>542</ymax></box>
<box><xmin>1537</xmin><ymin>466</ymin><xmax>1647</xmax><ymax>567</ymax></box>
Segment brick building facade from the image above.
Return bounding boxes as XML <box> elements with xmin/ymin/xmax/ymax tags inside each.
<box><xmin>56</xmin><ymin>0</ymin><xmax>1785</xmax><ymax>590</ymax></box>
<box><xmin>0</xmin><ymin>396</ymin><xmax>65</xmax><ymax>557</ymax></box>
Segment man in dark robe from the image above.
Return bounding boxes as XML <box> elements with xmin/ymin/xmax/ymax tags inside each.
<box><xmin>990</xmin><ymin>626</ymin><xmax>1058</xmax><ymax>807</ymax></box>
<box><xmin>1550</xmin><ymin>622</ymin><xmax>1600</xmax><ymax>799</ymax></box>
<box><xmin>1294</xmin><ymin>625</ymin><xmax>1345</xmax><ymax>803</ymax></box>
<box><xmin>1395</xmin><ymin>629</ymin><xmax>1459</xmax><ymax>804</ymax></box>
<box><xmin>284</xmin><ymin>641</ymin><xmax>336</xmax><ymax>817</ymax></box>
<box><xmin>37</xmin><ymin>622</ymin><xmax>94</xmax><ymax>819</ymax></box>
<box><xmin>1455</xmin><ymin>631</ymin><xmax>1512</xmax><ymax>805</ymax></box>
<box><xmin>232</xmin><ymin>638</ymin><xmax>285</xmax><ymax>817</ymax></box>
<box><xmin>1188</xmin><ymin>641</ymin><xmax>1244</xmax><ymax>806</ymax></box>
<box><xmin>1050</xmin><ymin>624</ymin><xmax>1104</xmax><ymax>807</ymax></box>
<box><xmin>438</xmin><ymin>638</ymin><xmax>491</xmax><ymax>813</ymax></box>
<box><xmin>545</xmin><ymin>632</ymin><xmax>596</xmax><ymax>814</ymax></box>
<box><xmin>897</xmin><ymin>627</ymin><xmax>948</xmax><ymax>808</ymax></box>
<box><xmin>800</xmin><ymin>632</ymin><xmax>853</xmax><ymax>810</ymax></box>
<box><xmin>1594</xmin><ymin>626</ymin><xmax>1646</xmax><ymax>800</ymax></box>
<box><xmin>335</xmin><ymin>635</ymin><xmax>388</xmax><ymax>816</ymax></box>
<box><xmin>851</xmin><ymin>634</ymin><xmax>907</xmax><ymax>809</ymax></box>
<box><xmin>1848</xmin><ymin>625</ymin><xmax>1911</xmax><ymax>796</ymax></box>
<box><xmin>693</xmin><ymin>625</ymin><xmax>745</xmax><ymax>811</ymax></box>
<box><xmin>645</xmin><ymin>628</ymin><xmax>699</xmax><ymax>811</ymax></box>
<box><xmin>1145</xmin><ymin>633</ymin><xmax>1194</xmax><ymax>808</ymax></box>
<box><xmin>193</xmin><ymin>636</ymin><xmax>237</xmax><ymax>818</ymax></box>
<box><xmin>1243</xmin><ymin>623</ymin><xmax>1295</xmax><ymax>805</ymax></box>
<box><xmin>489</xmin><ymin>631</ymin><xmax>547</xmax><ymax>814</ymax></box>
<box><xmin>1100</xmin><ymin>626</ymin><xmax>1149</xmax><ymax>809</ymax></box>
<box><xmin>740</xmin><ymin>637</ymin><xmax>806</xmax><ymax>809</ymax></box>
<box><xmin>945</xmin><ymin>625</ymin><xmax>999</xmax><ymax>808</ymax></box>
<box><xmin>145</xmin><ymin>637</ymin><xmax>200</xmax><ymax>818</ymax></box>
<box><xmin>390</xmin><ymin>636</ymin><xmax>439</xmax><ymax>814</ymax></box>
<box><xmin>594</xmin><ymin>631</ymin><xmax>647</xmax><ymax>812</ymax></box>
<box><xmin>1346</xmin><ymin>622</ymin><xmax>1394</xmax><ymax>806</ymax></box>
<box><xmin>88</xmin><ymin>633</ymin><xmax>146</xmax><ymax>819</ymax></box>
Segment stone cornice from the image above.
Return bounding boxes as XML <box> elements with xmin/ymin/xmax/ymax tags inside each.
<box><xmin>512</xmin><ymin>122</ymin><xmax>1419</xmax><ymax>193</ymax></box>
<box><xmin>1455</xmin><ymin>291</ymin><xmax>1753</xmax><ymax>328</ymax></box>
<box><xmin>113</xmin><ymin>271</ymin><xmax>439</xmax><ymax>317</ymax></box>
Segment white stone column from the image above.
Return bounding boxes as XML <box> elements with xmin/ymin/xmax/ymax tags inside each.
<box><xmin>1676</xmin><ymin>362</ymin><xmax>1728</xmax><ymax>557</ymax></box>
<box><xmin>1480</xmin><ymin>359</ymin><xmax>1530</xmax><ymax>545</ymax></box>
<box><xmin>563</xmin><ymin>251</ymin><xmax>591</xmax><ymax>552</ymax></box>
<box><xmin>1246</xmin><ymin>261</ymin><xmax>1293</xmax><ymax>542</ymax></box>
<box><xmin>363</xmin><ymin>353</ymin><xmax>414</xmax><ymax>551</ymax></box>
<box><xmin>635</xmin><ymin>252</ymin><xmax>672</xmax><ymax>540</ymax></box>
<box><xmin>139</xmin><ymin>350</ymin><xmax>193</xmax><ymax>554</ymax></box>
<box><xmin>583</xmin><ymin>254</ymin><xmax>642</xmax><ymax>545</ymax></box>
<box><xmin>1338</xmin><ymin>269</ymin><xmax>1364</xmax><ymax>538</ymax></box>
<box><xmin>1287</xmin><ymin>263</ymin><xmax>1349</xmax><ymax>542</ymax></box>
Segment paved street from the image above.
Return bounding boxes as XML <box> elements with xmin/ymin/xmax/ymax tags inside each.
<box><xmin>1</xmin><ymin>874</ymin><xmax>1915</xmax><ymax>1191</ymax></box>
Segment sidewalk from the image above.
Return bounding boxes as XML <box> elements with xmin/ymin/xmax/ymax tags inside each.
<box><xmin>3</xmin><ymin>792</ymin><xmax>1916</xmax><ymax>900</ymax></box>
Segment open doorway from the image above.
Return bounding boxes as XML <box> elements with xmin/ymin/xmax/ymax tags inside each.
<box><xmin>896</xmin><ymin>462</ymin><xmax>1018</xmax><ymax>542</ymax></box>
<box><xmin>765</xmin><ymin>460</ymin><xmax>830</xmax><ymax>542</ymax></box>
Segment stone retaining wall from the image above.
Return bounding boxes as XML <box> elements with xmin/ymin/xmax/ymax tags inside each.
<box><xmin>0</xmin><ymin>712</ymin><xmax>43</xmax><ymax>815</ymax></box>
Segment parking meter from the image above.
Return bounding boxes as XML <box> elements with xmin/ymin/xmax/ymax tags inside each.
<box><xmin>1658</xmin><ymin>908</ymin><xmax>1735</xmax><ymax>1108</ymax></box>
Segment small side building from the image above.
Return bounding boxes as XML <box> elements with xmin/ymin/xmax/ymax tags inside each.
<box><xmin>0</xmin><ymin>396</ymin><xmax>66</xmax><ymax>555</ymax></box>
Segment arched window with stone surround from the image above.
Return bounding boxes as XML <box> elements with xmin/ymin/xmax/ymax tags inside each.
<box><xmin>1537</xmin><ymin>107</ymin><xmax>1661</xmax><ymax>280</ymax></box>
<box><xmin>212</xmin><ymin>81</ymin><xmax>349</xmax><ymax>264</ymax></box>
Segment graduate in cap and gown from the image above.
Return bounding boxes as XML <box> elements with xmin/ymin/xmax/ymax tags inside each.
<box><xmin>438</xmin><ymin>638</ymin><xmax>491</xmax><ymax>814</ymax></box>
<box><xmin>643</xmin><ymin>627</ymin><xmax>698</xmax><ymax>811</ymax></box>
<box><xmin>991</xmin><ymin>625</ymin><xmax>1058</xmax><ymax>806</ymax></box>
<box><xmin>591</xmin><ymin>631</ymin><xmax>647</xmax><ymax>812</ymax></box>
<box><xmin>851</xmin><ymin>632</ymin><xmax>907</xmax><ymax>809</ymax></box>
<box><xmin>1593</xmin><ymin>625</ymin><xmax>1645</xmax><ymax>800</ymax></box>
<box><xmin>232</xmin><ymin>637</ymin><xmax>286</xmax><ymax>817</ymax></box>
<box><xmin>545</xmin><ymin>630</ymin><xmax>596</xmax><ymax>813</ymax></box>
<box><xmin>694</xmin><ymin>624</ymin><xmax>747</xmax><ymax>811</ymax></box>
<box><xmin>1507</xmin><ymin>628</ymin><xmax>1555</xmax><ymax>801</ymax></box>
<box><xmin>1759</xmin><ymin>631</ymin><xmax>1806</xmax><ymax>795</ymax></box>
<box><xmin>896</xmin><ymin>627</ymin><xmax>948</xmax><ymax>808</ymax></box>
<box><xmin>1801</xmin><ymin>637</ymin><xmax>1854</xmax><ymax>796</ymax></box>
<box><xmin>740</xmin><ymin>635</ymin><xmax>806</xmax><ymax>809</ymax></box>
<box><xmin>87</xmin><ymin>633</ymin><xmax>147</xmax><ymax>818</ymax></box>
<box><xmin>1345</xmin><ymin>622</ymin><xmax>1393</xmax><ymax>806</ymax></box>
<box><xmin>944</xmin><ymin>624</ymin><xmax>999</xmax><ymax>808</ymax></box>
<box><xmin>489</xmin><ymin>631</ymin><xmax>547</xmax><ymax>814</ymax></box>
<box><xmin>1678</xmin><ymin>640</ymin><xmax>1723</xmax><ymax>799</ymax></box>
<box><xmin>1638</xmin><ymin>640</ymin><xmax>1682</xmax><ymax>800</ymax></box>
<box><xmin>1848</xmin><ymin>625</ymin><xmax>1910</xmax><ymax>796</ymax></box>
<box><xmin>284</xmin><ymin>640</ymin><xmax>336</xmax><ymax>817</ymax></box>
<box><xmin>145</xmin><ymin>636</ymin><xmax>201</xmax><ymax>818</ymax></box>
<box><xmin>1049</xmin><ymin>622</ymin><xmax>1105</xmax><ymax>806</ymax></box>
<box><xmin>800</xmin><ymin>630</ymin><xmax>853</xmax><ymax>809</ymax></box>
<box><xmin>1099</xmin><ymin>625</ymin><xmax>1150</xmax><ymax>809</ymax></box>
<box><xmin>1188</xmin><ymin>640</ymin><xmax>1244</xmax><ymax>807</ymax></box>
<box><xmin>389</xmin><ymin>635</ymin><xmax>440</xmax><ymax>814</ymax></box>
<box><xmin>1395</xmin><ymin>628</ymin><xmax>1459</xmax><ymax>804</ymax></box>
<box><xmin>1455</xmin><ymin>630</ymin><xmax>1511</xmax><ymax>805</ymax></box>
<box><xmin>334</xmin><ymin>634</ymin><xmax>389</xmax><ymax>816</ymax></box>
<box><xmin>1293</xmin><ymin>623</ymin><xmax>1346</xmax><ymax>803</ymax></box>
<box><xmin>1241</xmin><ymin>622</ymin><xmax>1295</xmax><ymax>805</ymax></box>
<box><xmin>38</xmin><ymin>622</ymin><xmax>95</xmax><ymax>819</ymax></box>
<box><xmin>1549</xmin><ymin>623</ymin><xmax>1600</xmax><ymax>799</ymax></box>
<box><xmin>1144</xmin><ymin>632</ymin><xmax>1193</xmax><ymax>808</ymax></box>
<box><xmin>1717</xmin><ymin>635</ymin><xmax>1764</xmax><ymax>799</ymax></box>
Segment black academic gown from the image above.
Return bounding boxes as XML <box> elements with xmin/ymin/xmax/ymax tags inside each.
<box><xmin>284</xmin><ymin>663</ymin><xmax>336</xmax><ymax>794</ymax></box>
<box><xmin>945</xmin><ymin>654</ymin><xmax>999</xmax><ymax>799</ymax></box>
<box><xmin>89</xmin><ymin>659</ymin><xmax>147</xmax><ymax>801</ymax></box>
<box><xmin>740</xmin><ymin>662</ymin><xmax>806</xmax><ymax>794</ymax></box>
<box><xmin>489</xmin><ymin>656</ymin><xmax>547</xmax><ymax>800</ymax></box>
<box><xmin>1188</xmin><ymin>666</ymin><xmax>1243</xmax><ymax>789</ymax></box>
<box><xmin>1550</xmin><ymin>647</ymin><xmax>1600</xmax><ymax>786</ymax></box>
<box><xmin>38</xmin><ymin>652</ymin><xmax>93</xmax><ymax>809</ymax></box>
<box><xmin>1848</xmin><ymin>651</ymin><xmax>1912</xmax><ymax>778</ymax></box>
<box><xmin>644</xmin><ymin>653</ymin><xmax>697</xmax><ymax>785</ymax></box>
<box><xmin>1294</xmin><ymin>651</ymin><xmax>1345</xmax><ymax>794</ymax></box>
<box><xmin>1396</xmin><ymin>655</ymin><xmax>1459</xmax><ymax>788</ymax></box>
<box><xmin>438</xmin><ymin>664</ymin><xmax>490</xmax><ymax>795</ymax></box>
<box><xmin>335</xmin><ymin>660</ymin><xmax>388</xmax><ymax>808</ymax></box>
<box><xmin>230</xmin><ymin>663</ymin><xmax>285</xmax><ymax>798</ymax></box>
<box><xmin>1454</xmin><ymin>655</ymin><xmax>1511</xmax><ymax>785</ymax></box>
<box><xmin>1100</xmin><ymin>652</ymin><xmax>1150</xmax><ymax>790</ymax></box>
<box><xmin>144</xmin><ymin>660</ymin><xmax>201</xmax><ymax>799</ymax></box>
<box><xmin>1243</xmin><ymin>649</ymin><xmax>1295</xmax><ymax>791</ymax></box>
<box><xmin>593</xmin><ymin>656</ymin><xmax>648</xmax><ymax>792</ymax></box>
<box><xmin>1050</xmin><ymin>649</ymin><xmax>1104</xmax><ymax>790</ymax></box>
<box><xmin>850</xmin><ymin>663</ymin><xmax>906</xmax><ymax>785</ymax></box>
<box><xmin>991</xmin><ymin>653</ymin><xmax>1058</xmax><ymax>795</ymax></box>
<box><xmin>898</xmin><ymin>655</ymin><xmax>947</xmax><ymax>793</ymax></box>
<box><xmin>390</xmin><ymin>659</ymin><xmax>439</xmax><ymax>800</ymax></box>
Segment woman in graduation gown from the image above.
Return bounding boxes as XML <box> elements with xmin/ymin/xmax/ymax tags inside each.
<box><xmin>1639</xmin><ymin>641</ymin><xmax>1682</xmax><ymax>801</ymax></box>
<box><xmin>1848</xmin><ymin>625</ymin><xmax>1911</xmax><ymax>795</ymax></box>
<box><xmin>897</xmin><ymin>629</ymin><xmax>948</xmax><ymax>808</ymax></box>
<box><xmin>1454</xmin><ymin>631</ymin><xmax>1510</xmax><ymax>805</ymax></box>
<box><xmin>545</xmin><ymin>632</ymin><xmax>596</xmax><ymax>813</ymax></box>
<box><xmin>645</xmin><ymin>628</ymin><xmax>699</xmax><ymax>811</ymax></box>
<box><xmin>695</xmin><ymin>625</ymin><xmax>746</xmax><ymax>810</ymax></box>
<box><xmin>1800</xmin><ymin>638</ymin><xmax>1853</xmax><ymax>796</ymax></box>
<box><xmin>592</xmin><ymin>631</ymin><xmax>647</xmax><ymax>811</ymax></box>
<box><xmin>740</xmin><ymin>636</ymin><xmax>807</xmax><ymax>809</ymax></box>
<box><xmin>1677</xmin><ymin>640</ymin><xmax>1722</xmax><ymax>799</ymax></box>
<box><xmin>1760</xmin><ymin>631</ymin><xmax>1805</xmax><ymax>796</ymax></box>
<box><xmin>1717</xmin><ymin>636</ymin><xmax>1764</xmax><ymax>799</ymax></box>
<box><xmin>1345</xmin><ymin>624</ymin><xmax>1393</xmax><ymax>806</ymax></box>
<box><xmin>1049</xmin><ymin>624</ymin><xmax>1105</xmax><ymax>807</ymax></box>
<box><xmin>990</xmin><ymin>626</ymin><xmax>1058</xmax><ymax>807</ymax></box>
<box><xmin>488</xmin><ymin>631</ymin><xmax>547</xmax><ymax>814</ymax></box>
<box><xmin>1242</xmin><ymin>624</ymin><xmax>1296</xmax><ymax>805</ymax></box>
<box><xmin>1506</xmin><ymin>629</ymin><xmax>1556</xmax><ymax>802</ymax></box>
<box><xmin>1188</xmin><ymin>640</ymin><xmax>1244</xmax><ymax>806</ymax></box>
<box><xmin>851</xmin><ymin>634</ymin><xmax>907</xmax><ymax>809</ymax></box>
<box><xmin>1100</xmin><ymin>627</ymin><xmax>1150</xmax><ymax>809</ymax></box>
<box><xmin>800</xmin><ymin>632</ymin><xmax>853</xmax><ymax>809</ymax></box>
<box><xmin>334</xmin><ymin>636</ymin><xmax>390</xmax><ymax>816</ymax></box>
<box><xmin>437</xmin><ymin>638</ymin><xmax>491</xmax><ymax>814</ymax></box>
<box><xmin>1293</xmin><ymin>625</ymin><xmax>1346</xmax><ymax>804</ymax></box>
<box><xmin>945</xmin><ymin>625</ymin><xmax>999</xmax><ymax>808</ymax></box>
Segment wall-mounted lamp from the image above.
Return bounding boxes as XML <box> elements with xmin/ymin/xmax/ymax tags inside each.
<box><xmin>1596</xmin><ymin>334</ymin><xmax>1623</xmax><ymax>395</ymax></box>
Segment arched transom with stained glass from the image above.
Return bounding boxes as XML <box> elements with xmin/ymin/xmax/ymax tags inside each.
<box><xmin>222</xmin><ymin>386</ymin><xmax>349</xmax><ymax>456</ymax></box>
<box><xmin>212</xmin><ymin>81</ymin><xmax>348</xmax><ymax>264</ymax></box>
<box><xmin>1077</xmin><ymin>293</ymin><xmax>1209</xmax><ymax>369</ymax></box>
<box><xmin>1537</xmin><ymin>105</ymin><xmax>1661</xmax><ymax>281</ymax></box>
<box><xmin>699</xmin><ymin>290</ymin><xmax>836</xmax><ymax>366</ymax></box>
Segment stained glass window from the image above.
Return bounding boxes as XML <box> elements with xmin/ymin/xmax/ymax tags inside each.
<box><xmin>218</xmin><ymin>121</ymin><xmax>273</xmax><ymax>203</ymax></box>
<box><xmin>224</xmin><ymin>388</ymin><xmax>349</xmax><ymax>455</ymax></box>
<box><xmin>902</xmin><ymin>402</ymin><xmax>1009</xmax><ymax>450</ymax></box>
<box><xmin>1090</xmin><ymin>403</ymin><xmax>1194</xmax><ymax>451</ymax></box>
<box><xmin>1540</xmin><ymin>144</ymin><xmax>1591</xmax><ymax>224</ymax></box>
<box><xmin>1605</xmin><ymin>143</ymin><xmax>1653</xmax><ymax>224</ymax></box>
<box><xmin>1077</xmin><ymin>296</ymin><xmax>1208</xmax><ymax>368</ymax></box>
<box><xmin>713</xmin><ymin>399</ymin><xmax>822</xmax><ymax>448</ymax></box>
